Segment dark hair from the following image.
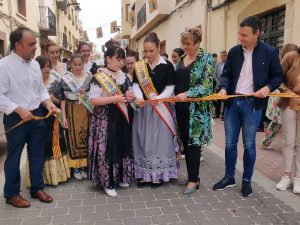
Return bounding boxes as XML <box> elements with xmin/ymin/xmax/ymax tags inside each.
<box><xmin>161</xmin><ymin>52</ymin><xmax>168</xmax><ymax>59</ymax></box>
<box><xmin>70</xmin><ymin>53</ymin><xmax>84</xmax><ymax>62</ymax></box>
<box><xmin>173</xmin><ymin>48</ymin><xmax>184</xmax><ymax>57</ymax></box>
<box><xmin>212</xmin><ymin>53</ymin><xmax>217</xmax><ymax>58</ymax></box>
<box><xmin>35</xmin><ymin>55</ymin><xmax>50</xmax><ymax>70</ymax></box>
<box><xmin>105</xmin><ymin>39</ymin><xmax>120</xmax><ymax>49</ymax></box>
<box><xmin>45</xmin><ymin>42</ymin><xmax>58</xmax><ymax>52</ymax></box>
<box><xmin>77</xmin><ymin>41</ymin><xmax>90</xmax><ymax>53</ymax></box>
<box><xmin>144</xmin><ymin>32</ymin><xmax>160</xmax><ymax>48</ymax></box>
<box><xmin>298</xmin><ymin>47</ymin><xmax>300</xmax><ymax>54</ymax></box>
<box><xmin>240</xmin><ymin>16</ymin><xmax>262</xmax><ymax>34</ymax></box>
<box><xmin>9</xmin><ymin>27</ymin><xmax>33</xmax><ymax>50</ymax></box>
<box><xmin>104</xmin><ymin>45</ymin><xmax>125</xmax><ymax>66</ymax></box>
<box><xmin>126</xmin><ymin>50</ymin><xmax>139</xmax><ymax>61</ymax></box>
<box><xmin>62</xmin><ymin>57</ymin><xmax>69</xmax><ymax>63</ymax></box>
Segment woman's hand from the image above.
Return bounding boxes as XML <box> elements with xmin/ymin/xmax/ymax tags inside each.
<box><xmin>126</xmin><ymin>90</ymin><xmax>135</xmax><ymax>103</ymax></box>
<box><xmin>62</xmin><ymin>117</ymin><xmax>69</xmax><ymax>129</ymax></box>
<box><xmin>112</xmin><ymin>95</ymin><xmax>127</xmax><ymax>104</ymax></box>
<box><xmin>136</xmin><ymin>98</ymin><xmax>145</xmax><ymax>107</ymax></box>
<box><xmin>175</xmin><ymin>92</ymin><xmax>188</xmax><ymax>102</ymax></box>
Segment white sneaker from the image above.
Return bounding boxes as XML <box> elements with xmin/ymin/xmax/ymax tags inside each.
<box><xmin>119</xmin><ymin>182</ymin><xmax>129</xmax><ymax>188</ymax></box>
<box><xmin>200</xmin><ymin>155</ymin><xmax>205</xmax><ymax>162</ymax></box>
<box><xmin>293</xmin><ymin>177</ymin><xmax>300</xmax><ymax>194</ymax></box>
<box><xmin>104</xmin><ymin>188</ymin><xmax>118</xmax><ymax>197</ymax></box>
<box><xmin>80</xmin><ymin>168</ymin><xmax>88</xmax><ymax>179</ymax></box>
<box><xmin>276</xmin><ymin>175</ymin><xmax>292</xmax><ymax>191</ymax></box>
<box><xmin>73</xmin><ymin>169</ymin><xmax>82</xmax><ymax>180</ymax></box>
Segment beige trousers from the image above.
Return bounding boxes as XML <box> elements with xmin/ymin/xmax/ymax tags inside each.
<box><xmin>281</xmin><ymin>107</ymin><xmax>300</xmax><ymax>176</ymax></box>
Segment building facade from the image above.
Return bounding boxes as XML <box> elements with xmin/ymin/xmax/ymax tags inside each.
<box><xmin>0</xmin><ymin>0</ymin><xmax>84</xmax><ymax>58</ymax></box>
<box><xmin>122</xmin><ymin>0</ymin><xmax>300</xmax><ymax>57</ymax></box>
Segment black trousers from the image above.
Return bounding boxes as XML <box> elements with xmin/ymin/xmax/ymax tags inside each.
<box><xmin>3</xmin><ymin>108</ymin><xmax>46</xmax><ymax>198</ymax></box>
<box><xmin>175</xmin><ymin>107</ymin><xmax>201</xmax><ymax>182</ymax></box>
<box><xmin>213</xmin><ymin>100</ymin><xmax>223</xmax><ymax>117</ymax></box>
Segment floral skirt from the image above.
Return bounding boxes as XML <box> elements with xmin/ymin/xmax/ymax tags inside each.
<box><xmin>88</xmin><ymin>105</ymin><xmax>134</xmax><ymax>188</ymax></box>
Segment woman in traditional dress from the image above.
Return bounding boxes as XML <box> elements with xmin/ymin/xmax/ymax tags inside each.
<box><xmin>77</xmin><ymin>41</ymin><xmax>100</xmax><ymax>75</ymax></box>
<box><xmin>46</xmin><ymin>42</ymin><xmax>67</xmax><ymax>82</ymax></box>
<box><xmin>60</xmin><ymin>53</ymin><xmax>93</xmax><ymax>180</ymax></box>
<box><xmin>174</xmin><ymin>27</ymin><xmax>215</xmax><ymax>195</ymax></box>
<box><xmin>133</xmin><ymin>32</ymin><xmax>178</xmax><ymax>188</ymax></box>
<box><xmin>88</xmin><ymin>45</ymin><xmax>135</xmax><ymax>197</ymax></box>
<box><xmin>35</xmin><ymin>55</ymin><xmax>70</xmax><ymax>186</ymax></box>
<box><xmin>124</xmin><ymin>50</ymin><xmax>139</xmax><ymax>82</ymax></box>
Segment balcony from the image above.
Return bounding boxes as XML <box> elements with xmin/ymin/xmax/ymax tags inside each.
<box><xmin>38</xmin><ymin>6</ymin><xmax>56</xmax><ymax>36</ymax></box>
<box><xmin>56</xmin><ymin>0</ymin><xmax>67</xmax><ymax>10</ymax></box>
<box><xmin>131</xmin><ymin>0</ymin><xmax>172</xmax><ymax>40</ymax></box>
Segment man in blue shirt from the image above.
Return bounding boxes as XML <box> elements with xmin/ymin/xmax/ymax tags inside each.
<box><xmin>213</xmin><ymin>16</ymin><xmax>283</xmax><ymax>197</ymax></box>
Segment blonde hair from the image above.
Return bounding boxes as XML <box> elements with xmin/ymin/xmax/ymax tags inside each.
<box><xmin>180</xmin><ymin>27</ymin><xmax>202</xmax><ymax>45</ymax></box>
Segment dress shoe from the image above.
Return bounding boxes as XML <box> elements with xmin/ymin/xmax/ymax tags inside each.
<box><xmin>151</xmin><ymin>182</ymin><xmax>163</xmax><ymax>189</ymax></box>
<box><xmin>6</xmin><ymin>194</ymin><xmax>31</xmax><ymax>208</ymax></box>
<box><xmin>183</xmin><ymin>181</ymin><xmax>199</xmax><ymax>195</ymax></box>
<box><xmin>32</xmin><ymin>190</ymin><xmax>53</xmax><ymax>203</ymax></box>
<box><xmin>137</xmin><ymin>179</ymin><xmax>147</xmax><ymax>188</ymax></box>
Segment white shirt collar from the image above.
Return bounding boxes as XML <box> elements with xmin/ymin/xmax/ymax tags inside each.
<box><xmin>157</xmin><ymin>56</ymin><xmax>167</xmax><ymax>65</ymax></box>
<box><xmin>11</xmin><ymin>51</ymin><xmax>32</xmax><ymax>64</ymax></box>
<box><xmin>146</xmin><ymin>56</ymin><xmax>167</xmax><ymax>66</ymax></box>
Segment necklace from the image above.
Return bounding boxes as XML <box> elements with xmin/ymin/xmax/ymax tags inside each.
<box><xmin>106</xmin><ymin>66</ymin><xmax>117</xmax><ymax>73</ymax></box>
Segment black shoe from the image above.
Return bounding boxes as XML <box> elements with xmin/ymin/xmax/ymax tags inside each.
<box><xmin>213</xmin><ymin>176</ymin><xmax>236</xmax><ymax>191</ymax></box>
<box><xmin>151</xmin><ymin>182</ymin><xmax>162</xmax><ymax>189</ymax></box>
<box><xmin>241</xmin><ymin>180</ymin><xmax>253</xmax><ymax>197</ymax></box>
<box><xmin>137</xmin><ymin>180</ymin><xmax>147</xmax><ymax>188</ymax></box>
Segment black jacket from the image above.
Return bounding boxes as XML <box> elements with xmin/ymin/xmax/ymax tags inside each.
<box><xmin>220</xmin><ymin>41</ymin><xmax>284</xmax><ymax>109</ymax></box>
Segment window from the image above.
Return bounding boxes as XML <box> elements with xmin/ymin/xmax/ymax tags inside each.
<box><xmin>125</xmin><ymin>4</ymin><xmax>130</xmax><ymax>22</ymax></box>
<box><xmin>17</xmin><ymin>0</ymin><xmax>26</xmax><ymax>17</ymax></box>
<box><xmin>259</xmin><ymin>8</ymin><xmax>285</xmax><ymax>50</ymax></box>
<box><xmin>137</xmin><ymin>3</ymin><xmax>146</xmax><ymax>29</ymax></box>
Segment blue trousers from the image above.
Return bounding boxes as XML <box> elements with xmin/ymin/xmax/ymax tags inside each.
<box><xmin>224</xmin><ymin>98</ymin><xmax>261</xmax><ymax>181</ymax></box>
<box><xmin>3</xmin><ymin>108</ymin><xmax>46</xmax><ymax>199</ymax></box>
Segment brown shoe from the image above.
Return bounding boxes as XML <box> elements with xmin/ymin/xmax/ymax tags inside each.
<box><xmin>32</xmin><ymin>190</ymin><xmax>53</xmax><ymax>203</ymax></box>
<box><xmin>6</xmin><ymin>194</ymin><xmax>31</xmax><ymax>208</ymax></box>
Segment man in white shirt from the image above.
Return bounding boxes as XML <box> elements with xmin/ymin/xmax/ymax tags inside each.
<box><xmin>0</xmin><ymin>27</ymin><xmax>58</xmax><ymax>208</ymax></box>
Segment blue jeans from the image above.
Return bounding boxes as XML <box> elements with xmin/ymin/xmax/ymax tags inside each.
<box><xmin>224</xmin><ymin>97</ymin><xmax>261</xmax><ymax>181</ymax></box>
<box><xmin>3</xmin><ymin>108</ymin><xmax>46</xmax><ymax>198</ymax></box>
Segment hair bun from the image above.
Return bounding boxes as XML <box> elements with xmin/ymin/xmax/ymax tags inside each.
<box><xmin>146</xmin><ymin>32</ymin><xmax>158</xmax><ymax>39</ymax></box>
<box><xmin>105</xmin><ymin>39</ymin><xmax>120</xmax><ymax>49</ymax></box>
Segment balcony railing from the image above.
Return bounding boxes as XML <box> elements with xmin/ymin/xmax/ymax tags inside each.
<box><xmin>207</xmin><ymin>0</ymin><xmax>236</xmax><ymax>10</ymax></box>
<box><xmin>56</xmin><ymin>0</ymin><xmax>67</xmax><ymax>10</ymax></box>
<box><xmin>38</xmin><ymin>6</ymin><xmax>56</xmax><ymax>36</ymax></box>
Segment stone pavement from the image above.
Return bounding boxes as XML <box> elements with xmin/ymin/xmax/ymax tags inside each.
<box><xmin>0</xmin><ymin>143</ymin><xmax>300</xmax><ymax>225</ymax></box>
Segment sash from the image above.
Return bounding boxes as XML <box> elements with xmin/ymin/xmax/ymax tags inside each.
<box><xmin>62</xmin><ymin>73</ymin><xmax>94</xmax><ymax>113</ymax></box>
<box><xmin>50</xmin><ymin>70</ymin><xmax>60</xmax><ymax>80</ymax></box>
<box><xmin>94</xmin><ymin>71</ymin><xmax>130</xmax><ymax>123</ymax></box>
<box><xmin>134</xmin><ymin>60</ymin><xmax>177</xmax><ymax>136</ymax></box>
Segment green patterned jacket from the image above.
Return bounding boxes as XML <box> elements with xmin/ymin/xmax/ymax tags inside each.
<box><xmin>176</xmin><ymin>48</ymin><xmax>215</xmax><ymax>147</ymax></box>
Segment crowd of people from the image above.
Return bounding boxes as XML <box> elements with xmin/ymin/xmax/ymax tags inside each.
<box><xmin>0</xmin><ymin>15</ymin><xmax>299</xmax><ymax>209</ymax></box>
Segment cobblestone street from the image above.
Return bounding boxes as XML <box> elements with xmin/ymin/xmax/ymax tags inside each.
<box><xmin>0</xmin><ymin>119</ymin><xmax>299</xmax><ymax>225</ymax></box>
